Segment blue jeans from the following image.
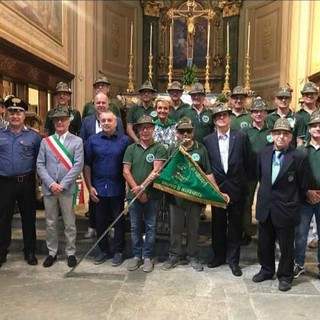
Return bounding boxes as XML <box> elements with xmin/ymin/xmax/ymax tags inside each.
<box><xmin>294</xmin><ymin>203</ymin><xmax>320</xmax><ymax>266</ymax></box>
<box><xmin>128</xmin><ymin>199</ymin><xmax>159</xmax><ymax>259</ymax></box>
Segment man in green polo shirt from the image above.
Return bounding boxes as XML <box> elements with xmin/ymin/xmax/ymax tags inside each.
<box><xmin>266</xmin><ymin>86</ymin><xmax>305</xmax><ymax>148</ymax></box>
<box><xmin>180</xmin><ymin>82</ymin><xmax>214</xmax><ymax>142</ymax></box>
<box><xmin>162</xmin><ymin>117</ymin><xmax>227</xmax><ymax>272</ymax></box>
<box><xmin>294</xmin><ymin>111</ymin><xmax>320</xmax><ymax>279</ymax></box>
<box><xmin>123</xmin><ymin>115</ymin><xmax>167</xmax><ymax>273</ymax></box>
<box><xmin>230</xmin><ymin>86</ymin><xmax>252</xmax><ymax>130</ymax></box>
<box><xmin>82</xmin><ymin>74</ymin><xmax>121</xmax><ymax>119</ymax></box>
<box><xmin>296</xmin><ymin>82</ymin><xmax>319</xmax><ymax>144</ymax></box>
<box><xmin>126</xmin><ymin>80</ymin><xmax>157</xmax><ymax>142</ymax></box>
<box><xmin>241</xmin><ymin>97</ymin><xmax>272</xmax><ymax>245</ymax></box>
<box><xmin>167</xmin><ymin>81</ymin><xmax>190</xmax><ymax>122</ymax></box>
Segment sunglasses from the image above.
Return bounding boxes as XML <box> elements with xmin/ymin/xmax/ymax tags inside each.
<box><xmin>177</xmin><ymin>129</ymin><xmax>193</xmax><ymax>134</ymax></box>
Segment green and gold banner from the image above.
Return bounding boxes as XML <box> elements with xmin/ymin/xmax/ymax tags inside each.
<box><xmin>154</xmin><ymin>146</ymin><xmax>227</xmax><ymax>208</ymax></box>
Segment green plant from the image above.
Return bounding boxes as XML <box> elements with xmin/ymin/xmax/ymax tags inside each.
<box><xmin>181</xmin><ymin>65</ymin><xmax>198</xmax><ymax>85</ymax></box>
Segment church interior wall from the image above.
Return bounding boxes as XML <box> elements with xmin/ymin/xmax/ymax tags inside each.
<box><xmin>240</xmin><ymin>0</ymin><xmax>320</xmax><ymax>109</ymax></box>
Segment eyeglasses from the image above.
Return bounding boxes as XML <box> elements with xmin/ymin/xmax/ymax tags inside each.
<box><xmin>177</xmin><ymin>129</ymin><xmax>193</xmax><ymax>134</ymax></box>
<box><xmin>138</xmin><ymin>125</ymin><xmax>154</xmax><ymax>131</ymax></box>
<box><xmin>273</xmin><ymin>131</ymin><xmax>291</xmax><ymax>136</ymax></box>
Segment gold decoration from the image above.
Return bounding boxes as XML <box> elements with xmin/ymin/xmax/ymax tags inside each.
<box><xmin>222</xmin><ymin>53</ymin><xmax>231</xmax><ymax>95</ymax></box>
<box><xmin>141</xmin><ymin>0</ymin><xmax>164</xmax><ymax>17</ymax></box>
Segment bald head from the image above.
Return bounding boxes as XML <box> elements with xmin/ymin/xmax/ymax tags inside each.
<box><xmin>94</xmin><ymin>93</ymin><xmax>109</xmax><ymax>114</ymax></box>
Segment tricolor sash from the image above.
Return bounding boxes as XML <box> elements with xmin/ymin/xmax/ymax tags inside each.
<box><xmin>45</xmin><ymin>134</ymin><xmax>74</xmax><ymax>171</ymax></box>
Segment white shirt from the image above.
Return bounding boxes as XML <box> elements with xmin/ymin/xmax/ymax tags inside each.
<box><xmin>218</xmin><ymin>130</ymin><xmax>230</xmax><ymax>173</ymax></box>
<box><xmin>56</xmin><ymin>132</ymin><xmax>68</xmax><ymax>144</ymax></box>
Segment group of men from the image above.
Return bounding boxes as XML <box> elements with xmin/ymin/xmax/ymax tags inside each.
<box><xmin>0</xmin><ymin>76</ymin><xmax>319</xmax><ymax>293</ymax></box>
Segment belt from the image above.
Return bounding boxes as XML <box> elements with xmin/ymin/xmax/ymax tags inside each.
<box><xmin>0</xmin><ymin>172</ymin><xmax>34</xmax><ymax>183</ymax></box>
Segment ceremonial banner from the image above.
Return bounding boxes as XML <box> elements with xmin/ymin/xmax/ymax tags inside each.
<box><xmin>154</xmin><ymin>146</ymin><xmax>227</xmax><ymax>208</ymax></box>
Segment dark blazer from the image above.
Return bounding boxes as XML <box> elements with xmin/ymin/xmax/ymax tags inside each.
<box><xmin>256</xmin><ymin>145</ymin><xmax>311</xmax><ymax>227</ymax></box>
<box><xmin>203</xmin><ymin>129</ymin><xmax>250</xmax><ymax>202</ymax></box>
<box><xmin>80</xmin><ymin>114</ymin><xmax>124</xmax><ymax>142</ymax></box>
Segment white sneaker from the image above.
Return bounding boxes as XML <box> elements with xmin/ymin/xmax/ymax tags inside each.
<box><xmin>84</xmin><ymin>227</ymin><xmax>96</xmax><ymax>239</ymax></box>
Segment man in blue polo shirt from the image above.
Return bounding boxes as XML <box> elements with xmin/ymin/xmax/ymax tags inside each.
<box><xmin>84</xmin><ymin>110</ymin><xmax>131</xmax><ymax>266</ymax></box>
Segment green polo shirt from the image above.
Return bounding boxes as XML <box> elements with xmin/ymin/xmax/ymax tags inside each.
<box><xmin>168</xmin><ymin>141</ymin><xmax>212</xmax><ymax>174</ymax></box>
<box><xmin>126</xmin><ymin>104</ymin><xmax>157</xmax><ymax>125</ymax></box>
<box><xmin>168</xmin><ymin>141</ymin><xmax>212</xmax><ymax>206</ymax></box>
<box><xmin>230</xmin><ymin>110</ymin><xmax>252</xmax><ymax>130</ymax></box>
<box><xmin>169</xmin><ymin>101</ymin><xmax>191</xmax><ymax>122</ymax></box>
<box><xmin>296</xmin><ymin>107</ymin><xmax>319</xmax><ymax>142</ymax></box>
<box><xmin>241</xmin><ymin>124</ymin><xmax>272</xmax><ymax>180</ymax></box>
<box><xmin>82</xmin><ymin>100</ymin><xmax>121</xmax><ymax>118</ymax></box>
<box><xmin>266</xmin><ymin>110</ymin><xmax>306</xmax><ymax>148</ymax></box>
<box><xmin>180</xmin><ymin>106</ymin><xmax>214</xmax><ymax>142</ymax></box>
<box><xmin>123</xmin><ymin>140</ymin><xmax>167</xmax><ymax>199</ymax></box>
<box><xmin>297</xmin><ymin>143</ymin><xmax>320</xmax><ymax>189</ymax></box>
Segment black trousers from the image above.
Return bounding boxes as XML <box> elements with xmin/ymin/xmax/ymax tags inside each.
<box><xmin>95</xmin><ymin>195</ymin><xmax>126</xmax><ymax>254</ymax></box>
<box><xmin>211</xmin><ymin>200</ymin><xmax>244</xmax><ymax>266</ymax></box>
<box><xmin>257</xmin><ymin>214</ymin><xmax>295</xmax><ymax>282</ymax></box>
<box><xmin>0</xmin><ymin>175</ymin><xmax>37</xmax><ymax>258</ymax></box>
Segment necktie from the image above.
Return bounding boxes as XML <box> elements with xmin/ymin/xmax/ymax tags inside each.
<box><xmin>271</xmin><ymin>150</ymin><xmax>282</xmax><ymax>184</ymax></box>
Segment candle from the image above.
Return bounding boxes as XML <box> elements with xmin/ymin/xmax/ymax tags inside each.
<box><xmin>169</xmin><ymin>23</ymin><xmax>173</xmax><ymax>57</ymax></box>
<box><xmin>227</xmin><ymin>23</ymin><xmax>229</xmax><ymax>54</ymax></box>
<box><xmin>247</xmin><ymin>22</ymin><xmax>251</xmax><ymax>55</ymax></box>
<box><xmin>130</xmin><ymin>22</ymin><xmax>133</xmax><ymax>55</ymax></box>
<box><xmin>150</xmin><ymin>24</ymin><xmax>153</xmax><ymax>55</ymax></box>
<box><xmin>207</xmin><ymin>20</ymin><xmax>210</xmax><ymax>55</ymax></box>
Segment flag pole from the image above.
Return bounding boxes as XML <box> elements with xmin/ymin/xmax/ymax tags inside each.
<box><xmin>66</xmin><ymin>146</ymin><xmax>180</xmax><ymax>277</ymax></box>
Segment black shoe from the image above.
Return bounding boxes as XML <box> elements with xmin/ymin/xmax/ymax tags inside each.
<box><xmin>24</xmin><ymin>253</ymin><xmax>38</xmax><ymax>266</ymax></box>
<box><xmin>252</xmin><ymin>270</ymin><xmax>274</xmax><ymax>283</ymax></box>
<box><xmin>43</xmin><ymin>255</ymin><xmax>57</xmax><ymax>268</ymax></box>
<box><xmin>241</xmin><ymin>233</ymin><xmax>252</xmax><ymax>246</ymax></box>
<box><xmin>207</xmin><ymin>259</ymin><xmax>226</xmax><ymax>268</ymax></box>
<box><xmin>230</xmin><ymin>264</ymin><xmax>242</xmax><ymax>276</ymax></box>
<box><xmin>278</xmin><ymin>280</ymin><xmax>291</xmax><ymax>292</ymax></box>
<box><xmin>67</xmin><ymin>255</ymin><xmax>77</xmax><ymax>268</ymax></box>
<box><xmin>0</xmin><ymin>255</ymin><xmax>7</xmax><ymax>263</ymax></box>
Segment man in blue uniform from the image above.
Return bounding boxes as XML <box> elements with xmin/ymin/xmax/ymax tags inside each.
<box><xmin>0</xmin><ymin>97</ymin><xmax>42</xmax><ymax>267</ymax></box>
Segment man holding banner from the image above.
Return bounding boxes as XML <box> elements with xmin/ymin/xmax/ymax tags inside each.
<box><xmin>158</xmin><ymin>117</ymin><xmax>229</xmax><ymax>272</ymax></box>
<box><xmin>37</xmin><ymin>106</ymin><xmax>84</xmax><ymax>268</ymax></box>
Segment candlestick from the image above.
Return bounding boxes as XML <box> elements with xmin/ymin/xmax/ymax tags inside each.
<box><xmin>227</xmin><ymin>23</ymin><xmax>230</xmax><ymax>55</ymax></box>
<box><xmin>149</xmin><ymin>24</ymin><xmax>153</xmax><ymax>55</ymax></box>
<box><xmin>247</xmin><ymin>22</ymin><xmax>251</xmax><ymax>55</ymax></box>
<box><xmin>207</xmin><ymin>20</ymin><xmax>210</xmax><ymax>55</ymax></box>
<box><xmin>130</xmin><ymin>22</ymin><xmax>133</xmax><ymax>55</ymax></box>
<box><xmin>170</xmin><ymin>23</ymin><xmax>173</xmax><ymax>57</ymax></box>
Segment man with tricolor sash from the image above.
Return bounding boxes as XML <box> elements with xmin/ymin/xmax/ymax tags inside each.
<box><xmin>37</xmin><ymin>106</ymin><xmax>84</xmax><ymax>268</ymax></box>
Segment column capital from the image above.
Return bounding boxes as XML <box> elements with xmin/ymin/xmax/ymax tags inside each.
<box><xmin>218</xmin><ymin>0</ymin><xmax>242</xmax><ymax>18</ymax></box>
<box><xmin>141</xmin><ymin>0</ymin><xmax>164</xmax><ymax>17</ymax></box>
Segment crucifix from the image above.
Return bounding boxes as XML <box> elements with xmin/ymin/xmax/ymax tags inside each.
<box><xmin>168</xmin><ymin>0</ymin><xmax>215</xmax><ymax>67</ymax></box>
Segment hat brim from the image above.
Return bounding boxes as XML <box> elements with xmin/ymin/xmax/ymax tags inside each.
<box><xmin>93</xmin><ymin>81</ymin><xmax>110</xmax><ymax>86</ymax></box>
<box><xmin>55</xmin><ymin>90</ymin><xmax>72</xmax><ymax>95</ymax></box>
<box><xmin>270</xmin><ymin>127</ymin><xmax>292</xmax><ymax>132</ymax></box>
<box><xmin>138</xmin><ymin>88</ymin><xmax>157</xmax><ymax>93</ymax></box>
<box><xmin>301</xmin><ymin>90</ymin><xmax>318</xmax><ymax>94</ymax></box>
<box><xmin>230</xmin><ymin>93</ymin><xmax>248</xmax><ymax>98</ymax></box>
<box><xmin>189</xmin><ymin>91</ymin><xmax>205</xmax><ymax>95</ymax></box>
<box><xmin>276</xmin><ymin>93</ymin><xmax>292</xmax><ymax>98</ymax></box>
<box><xmin>134</xmin><ymin>122</ymin><xmax>155</xmax><ymax>127</ymax></box>
<box><xmin>212</xmin><ymin>109</ymin><xmax>232</xmax><ymax>117</ymax></box>
<box><xmin>7</xmin><ymin>106</ymin><xmax>26</xmax><ymax>112</ymax></box>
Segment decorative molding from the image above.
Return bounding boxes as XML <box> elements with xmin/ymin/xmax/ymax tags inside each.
<box><xmin>141</xmin><ymin>0</ymin><xmax>164</xmax><ymax>17</ymax></box>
